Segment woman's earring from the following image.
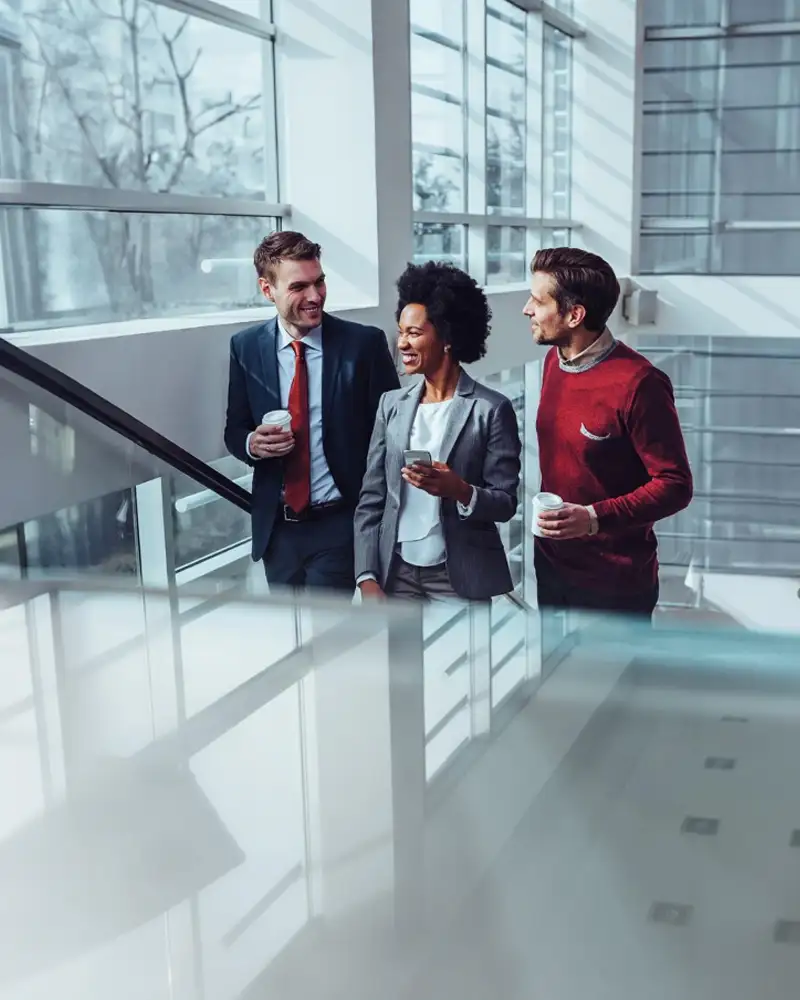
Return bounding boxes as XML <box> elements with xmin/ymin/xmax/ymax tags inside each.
<box><xmin>445</xmin><ymin>345</ymin><xmax>451</xmax><ymax>352</ymax></box>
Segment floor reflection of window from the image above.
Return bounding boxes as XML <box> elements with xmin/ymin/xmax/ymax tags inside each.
<box><xmin>490</xmin><ymin>597</ymin><xmax>527</xmax><ymax>708</ymax></box>
<box><xmin>191</xmin><ymin>685</ymin><xmax>308</xmax><ymax>1000</ymax></box>
<box><xmin>423</xmin><ymin>601</ymin><xmax>471</xmax><ymax>781</ymax></box>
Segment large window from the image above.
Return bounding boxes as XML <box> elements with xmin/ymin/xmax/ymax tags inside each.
<box><xmin>411</xmin><ymin>0</ymin><xmax>581</xmax><ymax>285</ymax></box>
<box><xmin>410</xmin><ymin>0</ymin><xmax>466</xmax><ymax>214</ymax></box>
<box><xmin>0</xmin><ymin>0</ymin><xmax>281</xmax><ymax>332</ymax></box>
<box><xmin>640</xmin><ymin>0</ymin><xmax>800</xmax><ymax>274</ymax></box>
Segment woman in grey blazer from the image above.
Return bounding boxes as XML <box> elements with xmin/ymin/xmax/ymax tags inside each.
<box><xmin>354</xmin><ymin>261</ymin><xmax>522</xmax><ymax>601</ymax></box>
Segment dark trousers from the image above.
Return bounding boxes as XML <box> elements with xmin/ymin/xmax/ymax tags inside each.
<box><xmin>385</xmin><ymin>557</ymin><xmax>460</xmax><ymax>601</ymax></box>
<box><xmin>262</xmin><ymin>506</ymin><xmax>356</xmax><ymax>593</ymax></box>
<box><xmin>534</xmin><ymin>548</ymin><xmax>659</xmax><ymax>620</ymax></box>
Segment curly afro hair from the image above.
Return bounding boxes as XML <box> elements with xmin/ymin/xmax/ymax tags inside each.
<box><xmin>396</xmin><ymin>260</ymin><xmax>491</xmax><ymax>365</ymax></box>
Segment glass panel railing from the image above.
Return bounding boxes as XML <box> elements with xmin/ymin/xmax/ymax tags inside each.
<box><xmin>170</xmin><ymin>455</ymin><xmax>252</xmax><ymax>573</ymax></box>
<box><xmin>0</xmin><ymin>581</ymin><xmax>423</xmax><ymax>1000</ymax></box>
<box><xmin>423</xmin><ymin>600</ymin><xmax>474</xmax><ymax>781</ymax></box>
<box><xmin>0</xmin><ymin>359</ymin><xmax>253</xmax><ymax>594</ymax></box>
<box><xmin>490</xmin><ymin>594</ymin><xmax>531</xmax><ymax>708</ymax></box>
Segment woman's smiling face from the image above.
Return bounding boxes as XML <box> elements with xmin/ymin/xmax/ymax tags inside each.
<box><xmin>396</xmin><ymin>302</ymin><xmax>448</xmax><ymax>377</ymax></box>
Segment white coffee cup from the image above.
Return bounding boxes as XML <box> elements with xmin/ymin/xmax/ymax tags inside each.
<box><xmin>261</xmin><ymin>409</ymin><xmax>292</xmax><ymax>432</ymax></box>
<box><xmin>532</xmin><ymin>492</ymin><xmax>564</xmax><ymax>537</ymax></box>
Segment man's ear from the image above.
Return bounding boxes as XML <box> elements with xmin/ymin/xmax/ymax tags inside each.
<box><xmin>258</xmin><ymin>277</ymin><xmax>275</xmax><ymax>303</ymax></box>
<box><xmin>567</xmin><ymin>303</ymin><xmax>586</xmax><ymax>328</ymax></box>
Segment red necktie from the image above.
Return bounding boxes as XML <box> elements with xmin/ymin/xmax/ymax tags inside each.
<box><xmin>284</xmin><ymin>340</ymin><xmax>311</xmax><ymax>513</ymax></box>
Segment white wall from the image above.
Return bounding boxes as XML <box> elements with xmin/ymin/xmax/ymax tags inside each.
<box><xmin>274</xmin><ymin>0</ymin><xmax>380</xmax><ymax>310</ymax></box>
<box><xmin>623</xmin><ymin>275</ymin><xmax>800</xmax><ymax>340</ymax></box>
<box><xmin>571</xmin><ymin>0</ymin><xmax>638</xmax><ymax>277</ymax></box>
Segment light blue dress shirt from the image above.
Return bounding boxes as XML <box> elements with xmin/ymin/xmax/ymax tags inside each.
<box><xmin>247</xmin><ymin>321</ymin><xmax>341</xmax><ymax>504</ymax></box>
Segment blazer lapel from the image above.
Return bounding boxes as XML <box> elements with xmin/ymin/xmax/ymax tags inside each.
<box><xmin>389</xmin><ymin>379</ymin><xmax>424</xmax><ymax>480</ymax></box>
<box><xmin>321</xmin><ymin>313</ymin><xmax>343</xmax><ymax>421</ymax></box>
<box><xmin>439</xmin><ymin>370</ymin><xmax>476</xmax><ymax>464</ymax></box>
<box><xmin>258</xmin><ymin>317</ymin><xmax>281</xmax><ymax>409</ymax></box>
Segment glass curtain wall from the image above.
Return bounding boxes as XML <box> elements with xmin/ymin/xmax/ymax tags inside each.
<box><xmin>640</xmin><ymin>0</ymin><xmax>800</xmax><ymax>274</ymax></box>
<box><xmin>410</xmin><ymin>0</ymin><xmax>580</xmax><ymax>285</ymax></box>
<box><xmin>410</xmin><ymin>0</ymin><xmax>468</xmax><ymax>270</ymax></box>
<box><xmin>0</xmin><ymin>0</ymin><xmax>280</xmax><ymax>332</ymax></box>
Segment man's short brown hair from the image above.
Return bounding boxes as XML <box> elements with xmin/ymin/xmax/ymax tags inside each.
<box><xmin>254</xmin><ymin>230</ymin><xmax>322</xmax><ymax>282</ymax></box>
<box><xmin>531</xmin><ymin>247</ymin><xmax>620</xmax><ymax>333</ymax></box>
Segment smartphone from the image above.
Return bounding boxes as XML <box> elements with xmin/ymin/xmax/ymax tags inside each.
<box><xmin>403</xmin><ymin>449</ymin><xmax>433</xmax><ymax>467</ymax></box>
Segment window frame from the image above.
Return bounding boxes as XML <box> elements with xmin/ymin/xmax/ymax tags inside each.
<box><xmin>637</xmin><ymin>9</ymin><xmax>800</xmax><ymax>275</ymax></box>
<box><xmin>0</xmin><ymin>0</ymin><xmax>287</xmax><ymax>332</ymax></box>
<box><xmin>411</xmin><ymin>0</ymin><xmax>583</xmax><ymax>286</ymax></box>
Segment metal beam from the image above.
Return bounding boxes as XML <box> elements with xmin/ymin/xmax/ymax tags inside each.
<box><xmin>152</xmin><ymin>0</ymin><xmax>275</xmax><ymax>40</ymax></box>
<box><xmin>415</xmin><ymin>210</ymin><xmax>580</xmax><ymax>229</ymax></box>
<box><xmin>646</xmin><ymin>20</ymin><xmax>800</xmax><ymax>41</ymax></box>
<box><xmin>642</xmin><ymin>216</ymin><xmax>800</xmax><ymax>233</ymax></box>
<box><xmin>0</xmin><ymin>181</ymin><xmax>290</xmax><ymax>219</ymax></box>
<box><xmin>512</xmin><ymin>1</ymin><xmax>585</xmax><ymax>39</ymax></box>
<box><xmin>410</xmin><ymin>82</ymin><xmax>463</xmax><ymax>107</ymax></box>
<box><xmin>410</xmin><ymin>24</ymin><xmax>463</xmax><ymax>53</ymax></box>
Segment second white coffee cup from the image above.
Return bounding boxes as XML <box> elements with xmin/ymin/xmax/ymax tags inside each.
<box><xmin>262</xmin><ymin>409</ymin><xmax>292</xmax><ymax>432</ymax></box>
<box><xmin>532</xmin><ymin>492</ymin><xmax>564</xmax><ymax>537</ymax></box>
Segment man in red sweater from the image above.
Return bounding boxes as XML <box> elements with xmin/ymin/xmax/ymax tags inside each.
<box><xmin>523</xmin><ymin>247</ymin><xmax>692</xmax><ymax>618</ymax></box>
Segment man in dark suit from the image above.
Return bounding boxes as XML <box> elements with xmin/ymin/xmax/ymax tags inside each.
<box><xmin>225</xmin><ymin>231</ymin><xmax>399</xmax><ymax>592</ymax></box>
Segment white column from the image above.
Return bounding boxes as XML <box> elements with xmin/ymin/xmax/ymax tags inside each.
<box><xmin>570</xmin><ymin>0</ymin><xmax>639</xmax><ymax>274</ymax></box>
<box><xmin>371</xmin><ymin>0</ymin><xmax>415</xmax><ymax>338</ymax></box>
<box><xmin>273</xmin><ymin>0</ymin><xmax>379</xmax><ymax>311</ymax></box>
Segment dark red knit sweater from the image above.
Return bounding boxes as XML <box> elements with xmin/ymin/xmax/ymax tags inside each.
<box><xmin>535</xmin><ymin>340</ymin><xmax>693</xmax><ymax>593</ymax></box>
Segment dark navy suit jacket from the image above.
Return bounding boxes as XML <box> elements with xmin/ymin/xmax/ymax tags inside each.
<box><xmin>224</xmin><ymin>312</ymin><xmax>399</xmax><ymax>561</ymax></box>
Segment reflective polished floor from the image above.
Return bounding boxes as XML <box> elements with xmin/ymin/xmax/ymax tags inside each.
<box><xmin>409</xmin><ymin>655</ymin><xmax>800</xmax><ymax>1000</ymax></box>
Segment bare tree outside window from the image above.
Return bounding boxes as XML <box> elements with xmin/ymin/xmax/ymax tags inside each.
<box><xmin>1</xmin><ymin>0</ymin><xmax>272</xmax><ymax>327</ymax></box>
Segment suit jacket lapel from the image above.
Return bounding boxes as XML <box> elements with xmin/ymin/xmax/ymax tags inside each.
<box><xmin>439</xmin><ymin>370</ymin><xmax>476</xmax><ymax>464</ymax></box>
<box><xmin>321</xmin><ymin>313</ymin><xmax>343</xmax><ymax>421</ymax></box>
<box><xmin>390</xmin><ymin>379</ymin><xmax>424</xmax><ymax>482</ymax></box>
<box><xmin>258</xmin><ymin>316</ymin><xmax>281</xmax><ymax>409</ymax></box>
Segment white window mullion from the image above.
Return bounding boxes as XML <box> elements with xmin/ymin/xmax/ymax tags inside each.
<box><xmin>152</xmin><ymin>0</ymin><xmax>275</xmax><ymax>40</ymax></box>
<box><xmin>261</xmin><ymin>27</ymin><xmax>281</xmax><ymax>204</ymax></box>
<box><xmin>465</xmin><ymin>0</ymin><xmax>487</xmax><ymax>281</ymax></box>
<box><xmin>468</xmin><ymin>223</ymin><xmax>487</xmax><ymax>285</ymax></box>
<box><xmin>465</xmin><ymin>0</ymin><xmax>487</xmax><ymax>218</ymax></box>
<box><xmin>526</xmin><ymin>9</ymin><xmax>544</xmax><ymax>266</ymax></box>
<box><xmin>0</xmin><ymin>181</ymin><xmax>290</xmax><ymax>220</ymax></box>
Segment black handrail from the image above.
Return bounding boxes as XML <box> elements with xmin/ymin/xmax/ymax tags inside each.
<box><xmin>0</xmin><ymin>336</ymin><xmax>253</xmax><ymax>513</ymax></box>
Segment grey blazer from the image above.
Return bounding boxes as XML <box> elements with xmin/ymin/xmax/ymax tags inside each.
<box><xmin>354</xmin><ymin>371</ymin><xmax>522</xmax><ymax>600</ymax></box>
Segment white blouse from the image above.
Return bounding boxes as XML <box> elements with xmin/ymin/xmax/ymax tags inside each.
<box><xmin>397</xmin><ymin>400</ymin><xmax>454</xmax><ymax>567</ymax></box>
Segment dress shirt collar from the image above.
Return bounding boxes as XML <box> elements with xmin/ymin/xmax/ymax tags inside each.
<box><xmin>277</xmin><ymin>318</ymin><xmax>322</xmax><ymax>351</ymax></box>
<box><xmin>557</xmin><ymin>326</ymin><xmax>615</xmax><ymax>372</ymax></box>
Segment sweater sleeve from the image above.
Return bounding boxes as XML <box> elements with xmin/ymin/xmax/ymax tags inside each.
<box><xmin>591</xmin><ymin>367</ymin><xmax>693</xmax><ymax>530</ymax></box>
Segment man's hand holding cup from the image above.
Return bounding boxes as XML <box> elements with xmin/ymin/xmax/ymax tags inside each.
<box><xmin>250</xmin><ymin>410</ymin><xmax>295</xmax><ymax>459</ymax></box>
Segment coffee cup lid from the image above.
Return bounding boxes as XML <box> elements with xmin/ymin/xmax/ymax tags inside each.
<box><xmin>262</xmin><ymin>409</ymin><xmax>291</xmax><ymax>425</ymax></box>
<box><xmin>535</xmin><ymin>492</ymin><xmax>563</xmax><ymax>508</ymax></box>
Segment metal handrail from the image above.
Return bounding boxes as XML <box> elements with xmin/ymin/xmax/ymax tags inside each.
<box><xmin>0</xmin><ymin>335</ymin><xmax>252</xmax><ymax>514</ymax></box>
